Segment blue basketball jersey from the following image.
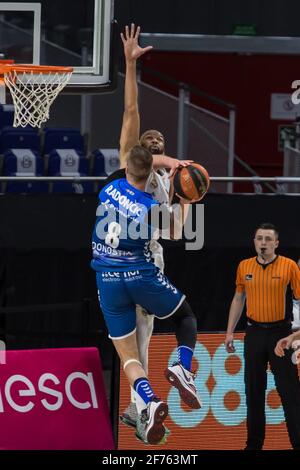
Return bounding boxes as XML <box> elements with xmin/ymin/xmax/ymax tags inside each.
<box><xmin>91</xmin><ymin>178</ymin><xmax>159</xmax><ymax>271</ymax></box>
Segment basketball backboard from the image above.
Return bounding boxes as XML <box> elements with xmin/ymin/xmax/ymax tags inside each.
<box><xmin>0</xmin><ymin>0</ymin><xmax>117</xmax><ymax>92</ymax></box>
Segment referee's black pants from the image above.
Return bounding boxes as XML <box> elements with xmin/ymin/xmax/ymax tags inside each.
<box><xmin>244</xmin><ymin>323</ymin><xmax>300</xmax><ymax>450</ymax></box>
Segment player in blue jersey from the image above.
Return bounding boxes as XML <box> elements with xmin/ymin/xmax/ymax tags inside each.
<box><xmin>117</xmin><ymin>24</ymin><xmax>194</xmax><ymax>434</ymax></box>
<box><xmin>91</xmin><ymin>144</ymin><xmax>201</xmax><ymax>445</ymax></box>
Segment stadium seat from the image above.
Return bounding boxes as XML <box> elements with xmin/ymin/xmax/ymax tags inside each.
<box><xmin>1</xmin><ymin>125</ymin><xmax>38</xmax><ymax>134</ymax></box>
<box><xmin>92</xmin><ymin>148</ymin><xmax>120</xmax><ymax>176</ymax></box>
<box><xmin>0</xmin><ymin>104</ymin><xmax>14</xmax><ymax>130</ymax></box>
<box><xmin>0</xmin><ymin>129</ymin><xmax>40</xmax><ymax>153</ymax></box>
<box><xmin>48</xmin><ymin>148</ymin><xmax>93</xmax><ymax>193</ymax></box>
<box><xmin>43</xmin><ymin>128</ymin><xmax>84</xmax><ymax>154</ymax></box>
<box><xmin>43</xmin><ymin>127</ymin><xmax>81</xmax><ymax>134</ymax></box>
<box><xmin>3</xmin><ymin>148</ymin><xmax>48</xmax><ymax>194</ymax></box>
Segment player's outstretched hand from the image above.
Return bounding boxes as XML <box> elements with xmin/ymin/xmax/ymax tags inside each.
<box><xmin>169</xmin><ymin>159</ymin><xmax>194</xmax><ymax>177</ymax></box>
<box><xmin>121</xmin><ymin>24</ymin><xmax>153</xmax><ymax>61</ymax></box>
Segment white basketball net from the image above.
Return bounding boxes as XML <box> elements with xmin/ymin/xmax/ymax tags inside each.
<box><xmin>4</xmin><ymin>69</ymin><xmax>72</xmax><ymax>128</ymax></box>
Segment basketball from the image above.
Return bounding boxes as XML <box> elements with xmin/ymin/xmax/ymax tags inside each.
<box><xmin>173</xmin><ymin>163</ymin><xmax>210</xmax><ymax>201</ymax></box>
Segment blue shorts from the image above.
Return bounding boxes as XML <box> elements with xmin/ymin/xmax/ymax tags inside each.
<box><xmin>95</xmin><ymin>268</ymin><xmax>185</xmax><ymax>339</ymax></box>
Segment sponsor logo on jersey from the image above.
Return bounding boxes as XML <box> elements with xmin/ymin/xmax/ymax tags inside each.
<box><xmin>125</xmin><ymin>188</ymin><xmax>135</xmax><ymax>196</ymax></box>
<box><xmin>123</xmin><ymin>271</ymin><xmax>140</xmax><ymax>278</ymax></box>
<box><xmin>101</xmin><ymin>272</ymin><xmax>120</xmax><ymax>278</ymax></box>
<box><xmin>92</xmin><ymin>241</ymin><xmax>132</xmax><ymax>257</ymax></box>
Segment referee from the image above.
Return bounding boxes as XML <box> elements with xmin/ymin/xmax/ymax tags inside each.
<box><xmin>225</xmin><ymin>223</ymin><xmax>300</xmax><ymax>450</ymax></box>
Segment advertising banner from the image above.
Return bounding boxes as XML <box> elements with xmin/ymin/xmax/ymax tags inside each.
<box><xmin>0</xmin><ymin>347</ymin><xmax>114</xmax><ymax>450</ymax></box>
<box><xmin>118</xmin><ymin>333</ymin><xmax>300</xmax><ymax>450</ymax></box>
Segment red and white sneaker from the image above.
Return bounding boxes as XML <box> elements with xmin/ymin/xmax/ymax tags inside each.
<box><xmin>164</xmin><ymin>362</ymin><xmax>202</xmax><ymax>409</ymax></box>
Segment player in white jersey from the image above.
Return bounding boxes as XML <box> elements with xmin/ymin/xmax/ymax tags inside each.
<box><xmin>292</xmin><ymin>259</ymin><xmax>300</xmax><ymax>330</ymax></box>
<box><xmin>119</xmin><ymin>25</ymin><xmax>192</xmax><ymax>431</ymax></box>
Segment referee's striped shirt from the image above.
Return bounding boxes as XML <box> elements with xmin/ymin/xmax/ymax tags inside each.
<box><xmin>235</xmin><ymin>255</ymin><xmax>300</xmax><ymax>323</ymax></box>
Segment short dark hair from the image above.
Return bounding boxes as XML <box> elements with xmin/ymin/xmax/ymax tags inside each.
<box><xmin>140</xmin><ymin>129</ymin><xmax>165</xmax><ymax>143</ymax></box>
<box><xmin>126</xmin><ymin>145</ymin><xmax>153</xmax><ymax>183</ymax></box>
<box><xmin>254</xmin><ymin>223</ymin><xmax>279</xmax><ymax>239</ymax></box>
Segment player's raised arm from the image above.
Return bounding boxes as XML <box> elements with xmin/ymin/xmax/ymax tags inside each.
<box><xmin>119</xmin><ymin>24</ymin><xmax>153</xmax><ymax>167</ymax></box>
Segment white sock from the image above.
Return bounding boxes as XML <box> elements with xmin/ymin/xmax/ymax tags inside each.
<box><xmin>130</xmin><ymin>386</ymin><xmax>136</xmax><ymax>403</ymax></box>
<box><xmin>135</xmin><ymin>391</ymin><xmax>147</xmax><ymax>414</ymax></box>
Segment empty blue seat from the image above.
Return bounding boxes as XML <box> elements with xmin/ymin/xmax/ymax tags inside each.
<box><xmin>48</xmin><ymin>149</ymin><xmax>93</xmax><ymax>193</ymax></box>
<box><xmin>3</xmin><ymin>149</ymin><xmax>48</xmax><ymax>193</ymax></box>
<box><xmin>0</xmin><ymin>104</ymin><xmax>14</xmax><ymax>130</ymax></box>
<box><xmin>0</xmin><ymin>130</ymin><xmax>40</xmax><ymax>153</ymax></box>
<box><xmin>44</xmin><ymin>128</ymin><xmax>84</xmax><ymax>154</ymax></box>
<box><xmin>92</xmin><ymin>148</ymin><xmax>120</xmax><ymax>176</ymax></box>
<box><xmin>1</xmin><ymin>125</ymin><xmax>38</xmax><ymax>134</ymax></box>
<box><xmin>43</xmin><ymin>127</ymin><xmax>81</xmax><ymax>134</ymax></box>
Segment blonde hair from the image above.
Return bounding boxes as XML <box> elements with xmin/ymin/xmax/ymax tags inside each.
<box><xmin>127</xmin><ymin>145</ymin><xmax>153</xmax><ymax>183</ymax></box>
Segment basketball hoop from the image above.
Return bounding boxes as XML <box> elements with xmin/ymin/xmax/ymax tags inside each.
<box><xmin>0</xmin><ymin>64</ymin><xmax>73</xmax><ymax>128</ymax></box>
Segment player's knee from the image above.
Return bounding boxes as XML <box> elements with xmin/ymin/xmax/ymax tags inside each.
<box><xmin>171</xmin><ymin>300</ymin><xmax>197</xmax><ymax>349</ymax></box>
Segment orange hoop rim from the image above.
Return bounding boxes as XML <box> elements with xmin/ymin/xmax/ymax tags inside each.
<box><xmin>0</xmin><ymin>64</ymin><xmax>73</xmax><ymax>75</ymax></box>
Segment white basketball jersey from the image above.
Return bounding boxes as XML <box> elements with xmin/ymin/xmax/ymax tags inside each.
<box><xmin>292</xmin><ymin>299</ymin><xmax>300</xmax><ymax>330</ymax></box>
<box><xmin>145</xmin><ymin>169</ymin><xmax>170</xmax><ymax>205</ymax></box>
<box><xmin>145</xmin><ymin>169</ymin><xmax>170</xmax><ymax>271</ymax></box>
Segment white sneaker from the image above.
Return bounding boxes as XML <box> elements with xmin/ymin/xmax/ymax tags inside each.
<box><xmin>164</xmin><ymin>362</ymin><xmax>202</xmax><ymax>409</ymax></box>
<box><xmin>136</xmin><ymin>399</ymin><xmax>168</xmax><ymax>445</ymax></box>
